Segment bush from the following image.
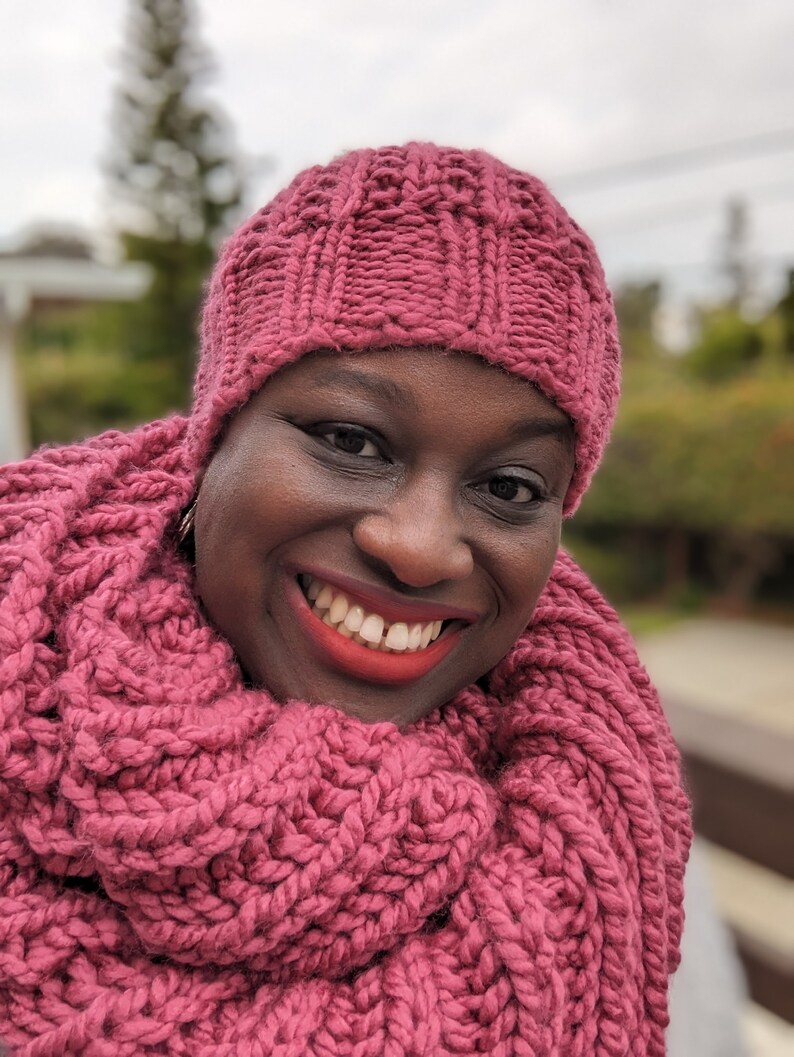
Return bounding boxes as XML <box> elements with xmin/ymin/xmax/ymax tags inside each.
<box><xmin>22</xmin><ymin>345</ymin><xmax>185</xmax><ymax>449</ymax></box>
<box><xmin>577</xmin><ymin>371</ymin><xmax>794</xmax><ymax>537</ymax></box>
<box><xmin>563</xmin><ymin>531</ymin><xmax>668</xmax><ymax>603</ymax></box>
<box><xmin>684</xmin><ymin>309</ymin><xmax>765</xmax><ymax>383</ymax></box>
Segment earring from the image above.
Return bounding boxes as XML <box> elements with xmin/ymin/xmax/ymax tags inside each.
<box><xmin>177</xmin><ymin>500</ymin><xmax>197</xmax><ymax>545</ymax></box>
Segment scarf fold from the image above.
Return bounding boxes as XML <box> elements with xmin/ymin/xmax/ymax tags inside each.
<box><xmin>0</xmin><ymin>421</ymin><xmax>690</xmax><ymax>1057</ymax></box>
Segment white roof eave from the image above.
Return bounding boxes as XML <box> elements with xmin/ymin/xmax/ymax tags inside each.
<box><xmin>0</xmin><ymin>257</ymin><xmax>151</xmax><ymax>316</ymax></box>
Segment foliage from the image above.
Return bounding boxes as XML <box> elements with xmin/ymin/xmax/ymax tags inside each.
<box><xmin>683</xmin><ymin>307</ymin><xmax>765</xmax><ymax>383</ymax></box>
<box><xmin>116</xmin><ymin>233</ymin><xmax>213</xmax><ymax>391</ymax></box>
<box><xmin>562</xmin><ymin>530</ymin><xmax>668</xmax><ymax>603</ymax></box>
<box><xmin>776</xmin><ymin>269</ymin><xmax>794</xmax><ymax>358</ymax></box>
<box><xmin>106</xmin><ymin>0</ymin><xmax>244</xmax><ymax>397</ymax></box>
<box><xmin>22</xmin><ymin>341</ymin><xmax>182</xmax><ymax>450</ymax></box>
<box><xmin>108</xmin><ymin>0</ymin><xmax>242</xmax><ymax>244</ymax></box>
<box><xmin>20</xmin><ymin>301</ymin><xmax>189</xmax><ymax>448</ymax></box>
<box><xmin>614</xmin><ymin>281</ymin><xmax>664</xmax><ymax>361</ymax></box>
<box><xmin>577</xmin><ymin>371</ymin><xmax>794</xmax><ymax>536</ymax></box>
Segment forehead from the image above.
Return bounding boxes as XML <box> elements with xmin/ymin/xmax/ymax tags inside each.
<box><xmin>254</xmin><ymin>347</ymin><xmax>573</xmax><ymax>436</ymax></box>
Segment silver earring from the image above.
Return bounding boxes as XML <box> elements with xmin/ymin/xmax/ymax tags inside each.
<box><xmin>177</xmin><ymin>500</ymin><xmax>197</xmax><ymax>545</ymax></box>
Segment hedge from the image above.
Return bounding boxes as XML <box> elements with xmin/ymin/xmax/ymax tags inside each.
<box><xmin>576</xmin><ymin>371</ymin><xmax>794</xmax><ymax>537</ymax></box>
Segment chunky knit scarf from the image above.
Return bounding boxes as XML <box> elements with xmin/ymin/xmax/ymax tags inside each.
<box><xmin>0</xmin><ymin>419</ymin><xmax>689</xmax><ymax>1056</ymax></box>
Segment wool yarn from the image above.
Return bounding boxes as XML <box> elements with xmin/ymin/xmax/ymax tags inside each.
<box><xmin>0</xmin><ymin>144</ymin><xmax>690</xmax><ymax>1056</ymax></box>
<box><xmin>188</xmin><ymin>143</ymin><xmax>621</xmax><ymax>513</ymax></box>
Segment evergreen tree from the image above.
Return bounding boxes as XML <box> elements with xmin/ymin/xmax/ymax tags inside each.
<box><xmin>776</xmin><ymin>269</ymin><xmax>794</xmax><ymax>359</ymax></box>
<box><xmin>719</xmin><ymin>197</ymin><xmax>753</xmax><ymax>313</ymax></box>
<box><xmin>107</xmin><ymin>0</ymin><xmax>244</xmax><ymax>401</ymax></box>
<box><xmin>614</xmin><ymin>281</ymin><xmax>663</xmax><ymax>361</ymax></box>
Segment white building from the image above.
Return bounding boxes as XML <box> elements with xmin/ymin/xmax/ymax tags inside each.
<box><xmin>0</xmin><ymin>253</ymin><xmax>150</xmax><ymax>464</ymax></box>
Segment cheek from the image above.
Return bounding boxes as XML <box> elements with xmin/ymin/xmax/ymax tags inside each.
<box><xmin>199</xmin><ymin>443</ymin><xmax>303</xmax><ymax>550</ymax></box>
<box><xmin>194</xmin><ymin>440</ymin><xmax>351</xmax><ymax>612</ymax></box>
<box><xmin>496</xmin><ymin>522</ymin><xmax>562</xmax><ymax>625</ymax></box>
<box><xmin>193</xmin><ymin>446</ymin><xmax>278</xmax><ymax>618</ymax></box>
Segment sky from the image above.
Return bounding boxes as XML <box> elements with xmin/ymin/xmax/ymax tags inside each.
<box><xmin>2</xmin><ymin>0</ymin><xmax>793</xmax><ymax>315</ymax></box>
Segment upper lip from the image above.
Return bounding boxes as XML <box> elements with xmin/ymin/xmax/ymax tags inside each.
<box><xmin>293</xmin><ymin>565</ymin><xmax>481</xmax><ymax>625</ymax></box>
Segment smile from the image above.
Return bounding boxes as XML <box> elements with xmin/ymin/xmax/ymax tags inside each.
<box><xmin>285</xmin><ymin>573</ymin><xmax>472</xmax><ymax>687</ymax></box>
<box><xmin>302</xmin><ymin>575</ymin><xmax>446</xmax><ymax>652</ymax></box>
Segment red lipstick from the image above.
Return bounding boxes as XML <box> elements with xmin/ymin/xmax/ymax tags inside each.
<box><xmin>285</xmin><ymin>577</ymin><xmax>464</xmax><ymax>687</ymax></box>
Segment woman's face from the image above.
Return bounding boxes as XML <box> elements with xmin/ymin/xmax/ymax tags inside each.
<box><xmin>195</xmin><ymin>348</ymin><xmax>575</xmax><ymax>726</ymax></box>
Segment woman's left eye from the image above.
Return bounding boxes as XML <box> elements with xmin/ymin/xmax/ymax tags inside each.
<box><xmin>317</xmin><ymin>425</ymin><xmax>381</xmax><ymax>458</ymax></box>
<box><xmin>484</xmin><ymin>475</ymin><xmax>538</xmax><ymax>504</ymax></box>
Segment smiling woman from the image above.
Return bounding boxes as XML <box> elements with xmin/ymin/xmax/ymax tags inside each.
<box><xmin>196</xmin><ymin>349</ymin><xmax>574</xmax><ymax>723</ymax></box>
<box><xmin>0</xmin><ymin>143</ymin><xmax>690</xmax><ymax>1056</ymax></box>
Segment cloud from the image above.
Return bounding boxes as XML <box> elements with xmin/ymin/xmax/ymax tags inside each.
<box><xmin>1</xmin><ymin>0</ymin><xmax>791</xmax><ymax>304</ymax></box>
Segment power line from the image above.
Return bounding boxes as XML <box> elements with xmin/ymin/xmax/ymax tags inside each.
<box><xmin>588</xmin><ymin>180</ymin><xmax>794</xmax><ymax>237</ymax></box>
<box><xmin>551</xmin><ymin>128</ymin><xmax>794</xmax><ymax>192</ymax></box>
<box><xmin>607</xmin><ymin>250</ymin><xmax>794</xmax><ymax>279</ymax></box>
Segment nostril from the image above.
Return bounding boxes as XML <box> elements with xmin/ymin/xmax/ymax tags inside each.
<box><xmin>352</xmin><ymin>510</ymin><xmax>473</xmax><ymax>587</ymax></box>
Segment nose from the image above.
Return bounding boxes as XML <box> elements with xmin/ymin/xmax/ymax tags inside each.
<box><xmin>352</xmin><ymin>479</ymin><xmax>474</xmax><ymax>588</ymax></box>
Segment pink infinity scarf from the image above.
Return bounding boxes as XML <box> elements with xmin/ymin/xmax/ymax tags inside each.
<box><xmin>0</xmin><ymin>420</ymin><xmax>689</xmax><ymax>1056</ymax></box>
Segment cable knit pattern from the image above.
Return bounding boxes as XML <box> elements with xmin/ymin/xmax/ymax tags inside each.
<box><xmin>187</xmin><ymin>143</ymin><xmax>621</xmax><ymax>513</ymax></box>
<box><xmin>0</xmin><ymin>425</ymin><xmax>689</xmax><ymax>1055</ymax></box>
<box><xmin>0</xmin><ymin>144</ymin><xmax>689</xmax><ymax>1055</ymax></box>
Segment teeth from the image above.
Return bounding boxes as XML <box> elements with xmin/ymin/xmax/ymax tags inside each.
<box><xmin>315</xmin><ymin>584</ymin><xmax>334</xmax><ymax>610</ymax></box>
<box><xmin>407</xmin><ymin>624</ymin><xmax>423</xmax><ymax>651</ymax></box>
<box><xmin>385</xmin><ymin>622</ymin><xmax>409</xmax><ymax>651</ymax></box>
<box><xmin>301</xmin><ymin>577</ymin><xmax>450</xmax><ymax>654</ymax></box>
<box><xmin>343</xmin><ymin>605</ymin><xmax>365</xmax><ymax>633</ymax></box>
<box><xmin>359</xmin><ymin>614</ymin><xmax>385</xmax><ymax>644</ymax></box>
<box><xmin>329</xmin><ymin>594</ymin><xmax>349</xmax><ymax>624</ymax></box>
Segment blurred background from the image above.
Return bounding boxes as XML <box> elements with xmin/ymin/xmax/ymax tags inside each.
<box><xmin>1</xmin><ymin>1</ymin><xmax>792</xmax><ymax>1053</ymax></box>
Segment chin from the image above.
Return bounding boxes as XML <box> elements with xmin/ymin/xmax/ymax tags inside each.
<box><xmin>252</xmin><ymin>663</ymin><xmax>445</xmax><ymax>728</ymax></box>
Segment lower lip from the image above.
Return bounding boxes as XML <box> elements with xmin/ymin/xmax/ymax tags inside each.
<box><xmin>285</xmin><ymin>579</ymin><xmax>462</xmax><ymax>686</ymax></box>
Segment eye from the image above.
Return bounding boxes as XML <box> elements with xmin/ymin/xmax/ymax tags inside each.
<box><xmin>317</xmin><ymin>425</ymin><xmax>381</xmax><ymax>458</ymax></box>
<box><xmin>485</xmin><ymin>474</ymin><xmax>539</xmax><ymax>504</ymax></box>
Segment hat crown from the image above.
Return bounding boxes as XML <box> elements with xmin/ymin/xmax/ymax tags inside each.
<box><xmin>189</xmin><ymin>143</ymin><xmax>621</xmax><ymax>512</ymax></box>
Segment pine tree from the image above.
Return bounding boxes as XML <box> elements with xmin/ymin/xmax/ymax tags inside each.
<box><xmin>107</xmin><ymin>0</ymin><xmax>244</xmax><ymax>401</ymax></box>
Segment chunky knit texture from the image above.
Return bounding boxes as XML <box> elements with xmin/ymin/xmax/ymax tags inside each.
<box><xmin>188</xmin><ymin>143</ymin><xmax>621</xmax><ymax>514</ymax></box>
<box><xmin>0</xmin><ymin>144</ymin><xmax>690</xmax><ymax>1056</ymax></box>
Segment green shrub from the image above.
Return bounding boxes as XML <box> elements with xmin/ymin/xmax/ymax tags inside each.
<box><xmin>563</xmin><ymin>532</ymin><xmax>667</xmax><ymax>603</ymax></box>
<box><xmin>577</xmin><ymin>372</ymin><xmax>794</xmax><ymax>537</ymax></box>
<box><xmin>684</xmin><ymin>310</ymin><xmax>765</xmax><ymax>383</ymax></box>
<box><xmin>22</xmin><ymin>345</ymin><xmax>185</xmax><ymax>449</ymax></box>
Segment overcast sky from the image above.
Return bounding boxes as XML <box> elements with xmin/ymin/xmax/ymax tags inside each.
<box><xmin>2</xmin><ymin>0</ymin><xmax>793</xmax><ymax>310</ymax></box>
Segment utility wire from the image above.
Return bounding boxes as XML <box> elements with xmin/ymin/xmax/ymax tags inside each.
<box><xmin>588</xmin><ymin>180</ymin><xmax>794</xmax><ymax>236</ymax></box>
<box><xmin>551</xmin><ymin>128</ymin><xmax>794</xmax><ymax>192</ymax></box>
<box><xmin>607</xmin><ymin>250</ymin><xmax>793</xmax><ymax>278</ymax></box>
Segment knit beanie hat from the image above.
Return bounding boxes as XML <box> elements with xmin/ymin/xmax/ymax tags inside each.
<box><xmin>188</xmin><ymin>142</ymin><xmax>621</xmax><ymax>513</ymax></box>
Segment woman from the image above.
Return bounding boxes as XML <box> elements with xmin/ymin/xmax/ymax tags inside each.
<box><xmin>0</xmin><ymin>143</ymin><xmax>690</xmax><ymax>1055</ymax></box>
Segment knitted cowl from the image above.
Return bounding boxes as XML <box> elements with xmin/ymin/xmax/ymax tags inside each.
<box><xmin>0</xmin><ymin>144</ymin><xmax>690</xmax><ymax>1056</ymax></box>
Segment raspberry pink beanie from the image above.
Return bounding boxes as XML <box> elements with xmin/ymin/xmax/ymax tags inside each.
<box><xmin>189</xmin><ymin>142</ymin><xmax>621</xmax><ymax>513</ymax></box>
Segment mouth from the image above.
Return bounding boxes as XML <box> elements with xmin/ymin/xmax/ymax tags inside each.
<box><xmin>285</xmin><ymin>573</ymin><xmax>470</xmax><ymax>687</ymax></box>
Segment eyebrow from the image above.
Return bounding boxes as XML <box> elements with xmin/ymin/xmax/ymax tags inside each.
<box><xmin>508</xmin><ymin>416</ymin><xmax>575</xmax><ymax>446</ymax></box>
<box><xmin>309</xmin><ymin>367</ymin><xmax>420</xmax><ymax>412</ymax></box>
<box><xmin>308</xmin><ymin>364</ymin><xmax>574</xmax><ymax>445</ymax></box>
